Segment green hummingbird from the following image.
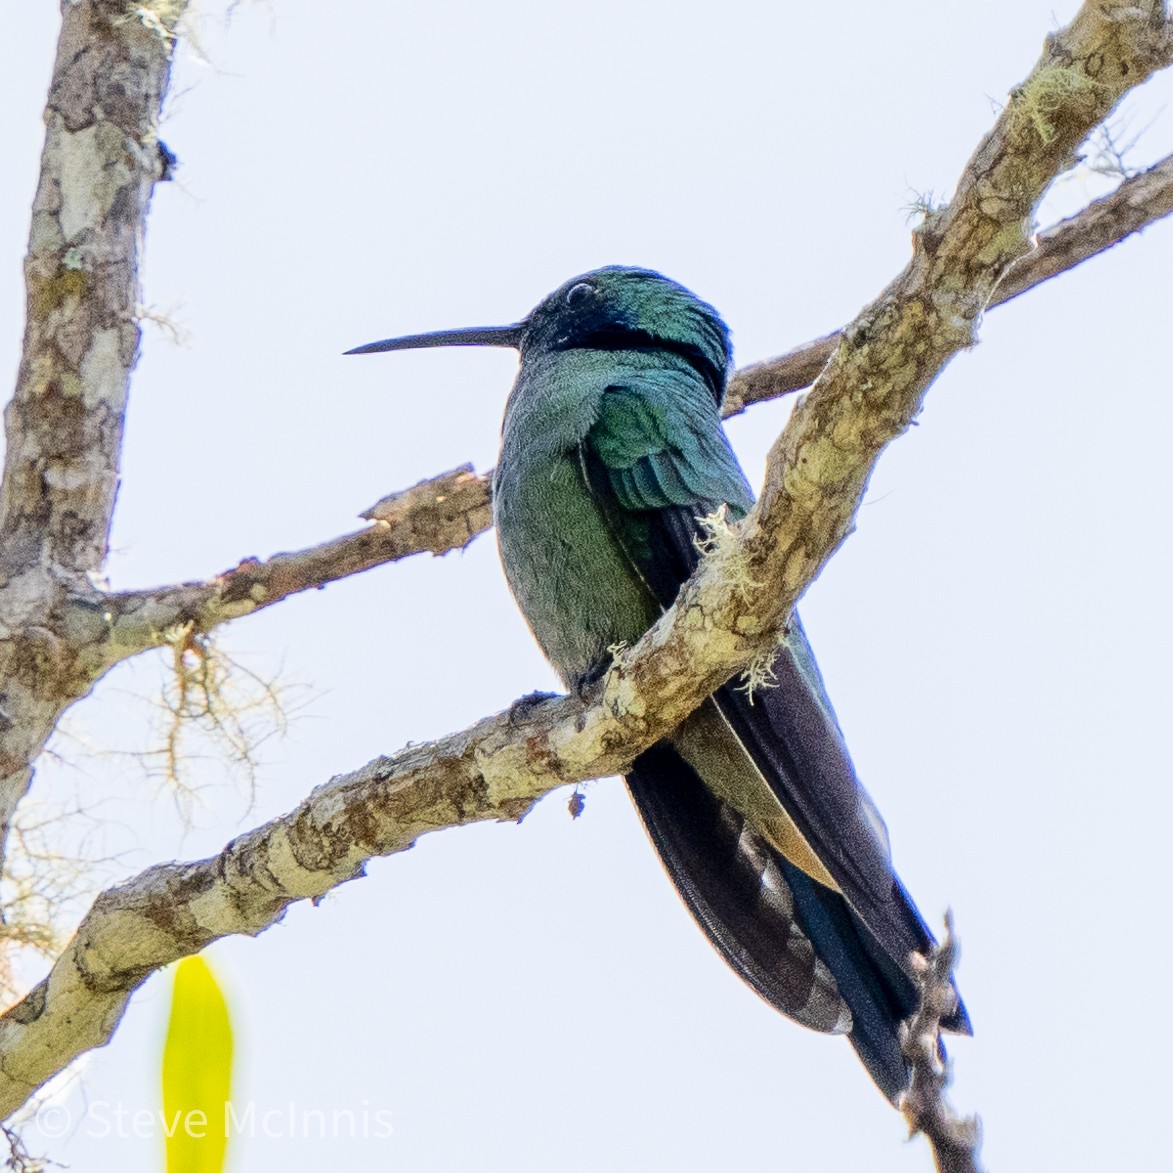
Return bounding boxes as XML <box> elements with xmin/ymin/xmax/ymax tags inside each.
<box><xmin>348</xmin><ymin>266</ymin><xmax>969</xmax><ymax>1100</ymax></box>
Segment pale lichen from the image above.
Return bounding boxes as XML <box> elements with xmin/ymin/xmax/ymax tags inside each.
<box><xmin>737</xmin><ymin>649</ymin><xmax>779</xmax><ymax>705</ymax></box>
<box><xmin>600</xmin><ymin>662</ymin><xmax>644</xmax><ymax>721</ymax></box>
<box><xmin>57</xmin><ymin>123</ymin><xmax>138</xmax><ymax>243</ymax></box>
<box><xmin>118</xmin><ymin>1</ymin><xmax>187</xmax><ymax>41</ymax></box>
<box><xmin>694</xmin><ymin>506</ymin><xmax>758</xmax><ymax>602</ymax></box>
<box><xmin>1016</xmin><ymin>63</ymin><xmax>1103</xmax><ymax>145</ymax></box>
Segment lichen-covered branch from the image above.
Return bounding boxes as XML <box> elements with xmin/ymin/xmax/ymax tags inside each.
<box><xmin>0</xmin><ymin>684</ymin><xmax>632</xmax><ymax>1121</ymax></box>
<box><xmin>727</xmin><ymin>2</ymin><xmax>1172</xmax><ymax>651</ymax></box>
<box><xmin>0</xmin><ymin>1</ymin><xmax>188</xmax><ymax>874</ymax></box>
<box><xmin>0</xmin><ymin>0</ymin><xmax>1168</xmax><ymax>1124</ymax></box>
<box><xmin>3</xmin><ymin>5</ymin><xmax>1168</xmax><ymax>880</ymax></box>
<box><xmin>0</xmin><ymin>0</ymin><xmax>182</xmax><ymax>576</ymax></box>
<box><xmin>724</xmin><ymin>146</ymin><xmax>1173</xmax><ymax>415</ymax></box>
<box><xmin>994</xmin><ymin>148</ymin><xmax>1173</xmax><ymax>303</ymax></box>
<box><xmin>901</xmin><ymin>917</ymin><xmax>983</xmax><ymax>1173</ymax></box>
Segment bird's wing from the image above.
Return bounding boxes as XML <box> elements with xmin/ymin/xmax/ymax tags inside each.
<box><xmin>582</xmin><ymin>370</ymin><xmax>902</xmax><ymax>907</ymax></box>
<box><xmin>580</xmin><ymin>367</ymin><xmax>968</xmax><ymax>1091</ymax></box>
<box><xmin>630</xmin><ymin>738</ymin><xmax>853</xmax><ymax>1035</ymax></box>
<box><xmin>581</xmin><ymin>372</ymin><xmax>754</xmax><ymax>597</ymax></box>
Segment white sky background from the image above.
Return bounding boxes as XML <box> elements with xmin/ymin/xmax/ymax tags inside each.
<box><xmin>2</xmin><ymin>1</ymin><xmax>1172</xmax><ymax>1169</ymax></box>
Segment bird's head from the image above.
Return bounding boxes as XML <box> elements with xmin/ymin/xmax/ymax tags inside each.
<box><xmin>346</xmin><ymin>266</ymin><xmax>732</xmax><ymax>403</ymax></box>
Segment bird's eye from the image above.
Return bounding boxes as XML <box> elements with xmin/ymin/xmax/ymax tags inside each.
<box><xmin>565</xmin><ymin>282</ymin><xmax>595</xmax><ymax>306</ymax></box>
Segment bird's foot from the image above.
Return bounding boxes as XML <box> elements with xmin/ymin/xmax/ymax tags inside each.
<box><xmin>508</xmin><ymin>690</ymin><xmax>559</xmax><ymax>726</ymax></box>
<box><xmin>573</xmin><ymin>659</ymin><xmax>611</xmax><ymax>701</ymax></box>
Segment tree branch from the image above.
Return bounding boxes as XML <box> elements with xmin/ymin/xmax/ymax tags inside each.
<box><xmin>1</xmin><ymin>0</ymin><xmax>1168</xmax><ymax>1123</ymax></box>
<box><xmin>711</xmin><ymin>1</ymin><xmax>1172</xmax><ymax>692</ymax></box>
<box><xmin>0</xmin><ymin>690</ymin><xmax>596</xmax><ymax>1121</ymax></box>
<box><xmin>994</xmin><ymin>148</ymin><xmax>1173</xmax><ymax>304</ymax></box>
<box><xmin>724</xmin><ymin>147</ymin><xmax>1173</xmax><ymax>416</ymax></box>
<box><xmin>0</xmin><ymin>0</ymin><xmax>184</xmax><ymax>578</ymax></box>
<box><xmin>901</xmin><ymin>917</ymin><xmax>983</xmax><ymax>1173</ymax></box>
<box><xmin>5</xmin><ymin>7</ymin><xmax>1169</xmax><ymax>864</ymax></box>
<box><xmin>93</xmin><ymin>465</ymin><xmax>493</xmax><ymax>661</ymax></box>
<box><xmin>0</xmin><ymin>0</ymin><xmax>189</xmax><ymax>873</ymax></box>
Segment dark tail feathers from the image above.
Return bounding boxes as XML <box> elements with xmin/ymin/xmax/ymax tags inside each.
<box><xmin>627</xmin><ymin>742</ymin><xmax>949</xmax><ymax>1102</ymax></box>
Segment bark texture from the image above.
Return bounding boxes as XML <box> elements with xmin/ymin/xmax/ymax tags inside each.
<box><xmin>0</xmin><ymin>0</ymin><xmax>188</xmax><ymax>868</ymax></box>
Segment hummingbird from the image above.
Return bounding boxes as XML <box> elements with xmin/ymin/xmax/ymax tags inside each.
<box><xmin>347</xmin><ymin>266</ymin><xmax>970</xmax><ymax>1100</ymax></box>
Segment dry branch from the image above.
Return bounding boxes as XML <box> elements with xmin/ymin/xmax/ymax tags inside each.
<box><xmin>95</xmin><ymin>465</ymin><xmax>493</xmax><ymax>661</ymax></box>
<box><xmin>0</xmin><ymin>0</ymin><xmax>1169</xmax><ymax>1124</ymax></box>
<box><xmin>901</xmin><ymin>918</ymin><xmax>983</xmax><ymax>1173</ymax></box>
<box><xmin>0</xmin><ymin>690</ymin><xmax>598</xmax><ymax>1120</ymax></box>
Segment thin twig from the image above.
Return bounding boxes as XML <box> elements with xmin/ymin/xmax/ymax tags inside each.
<box><xmin>901</xmin><ymin>915</ymin><xmax>984</xmax><ymax>1173</ymax></box>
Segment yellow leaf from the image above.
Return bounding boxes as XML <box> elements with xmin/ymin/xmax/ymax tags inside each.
<box><xmin>162</xmin><ymin>956</ymin><xmax>234</xmax><ymax>1173</ymax></box>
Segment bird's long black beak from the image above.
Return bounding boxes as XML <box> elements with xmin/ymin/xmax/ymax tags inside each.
<box><xmin>344</xmin><ymin>323</ymin><xmax>524</xmax><ymax>355</ymax></box>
